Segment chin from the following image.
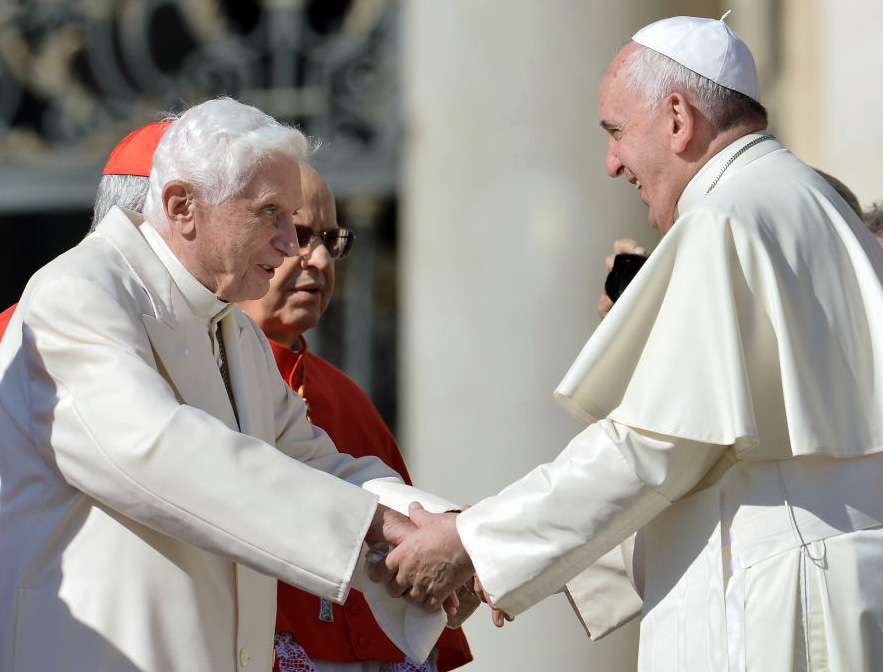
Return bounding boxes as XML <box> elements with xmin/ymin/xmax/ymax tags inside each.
<box><xmin>292</xmin><ymin>317</ymin><xmax>320</xmax><ymax>334</ymax></box>
<box><xmin>240</xmin><ymin>282</ymin><xmax>273</xmax><ymax>303</ymax></box>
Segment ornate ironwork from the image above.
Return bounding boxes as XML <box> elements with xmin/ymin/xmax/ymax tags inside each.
<box><xmin>0</xmin><ymin>0</ymin><xmax>401</xmax><ymax>211</ymax></box>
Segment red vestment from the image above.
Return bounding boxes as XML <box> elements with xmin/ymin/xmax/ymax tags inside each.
<box><xmin>0</xmin><ymin>304</ymin><xmax>15</xmax><ymax>339</ymax></box>
<box><xmin>270</xmin><ymin>338</ymin><xmax>472</xmax><ymax>671</ymax></box>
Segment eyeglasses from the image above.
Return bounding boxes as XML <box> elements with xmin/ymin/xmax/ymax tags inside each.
<box><xmin>294</xmin><ymin>225</ymin><xmax>355</xmax><ymax>260</ymax></box>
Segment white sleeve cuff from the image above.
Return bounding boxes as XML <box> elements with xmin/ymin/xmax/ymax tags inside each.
<box><xmin>565</xmin><ymin>536</ymin><xmax>642</xmax><ymax>640</ymax></box>
<box><xmin>457</xmin><ymin>421</ymin><xmax>671</xmax><ymax>616</ymax></box>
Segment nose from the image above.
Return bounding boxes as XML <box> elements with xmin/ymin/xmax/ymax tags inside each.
<box><xmin>606</xmin><ymin>140</ymin><xmax>624</xmax><ymax>178</ymax></box>
<box><xmin>274</xmin><ymin>221</ymin><xmax>299</xmax><ymax>257</ymax></box>
<box><xmin>298</xmin><ymin>236</ymin><xmax>332</xmax><ymax>269</ymax></box>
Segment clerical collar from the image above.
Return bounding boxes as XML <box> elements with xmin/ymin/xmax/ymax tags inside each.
<box><xmin>675</xmin><ymin>131</ymin><xmax>780</xmax><ymax>220</ymax></box>
<box><xmin>140</xmin><ymin>221</ymin><xmax>229</xmax><ymax>322</ymax></box>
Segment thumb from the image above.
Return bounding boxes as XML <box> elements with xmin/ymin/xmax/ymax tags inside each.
<box><xmin>408</xmin><ymin>500</ymin><xmax>428</xmax><ymax>524</ymax></box>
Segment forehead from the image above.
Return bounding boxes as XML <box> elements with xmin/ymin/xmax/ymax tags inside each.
<box><xmin>598</xmin><ymin>55</ymin><xmax>647</xmax><ymax>130</ymax></box>
<box><xmin>598</xmin><ymin>79</ymin><xmax>631</xmax><ymax>129</ymax></box>
<box><xmin>241</xmin><ymin>154</ymin><xmax>302</xmax><ymax>198</ymax></box>
<box><xmin>298</xmin><ymin>166</ymin><xmax>337</xmax><ymax>226</ymax></box>
<box><xmin>606</xmin><ymin>41</ymin><xmax>640</xmax><ymax>80</ymax></box>
<box><xmin>599</xmin><ymin>45</ymin><xmax>632</xmax><ymax>100</ymax></box>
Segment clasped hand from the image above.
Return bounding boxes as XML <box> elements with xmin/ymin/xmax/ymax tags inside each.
<box><xmin>368</xmin><ymin>502</ymin><xmax>513</xmax><ymax>627</ymax></box>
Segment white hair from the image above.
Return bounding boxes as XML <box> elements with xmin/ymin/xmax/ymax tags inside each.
<box><xmin>90</xmin><ymin>174</ymin><xmax>151</xmax><ymax>233</ymax></box>
<box><xmin>622</xmin><ymin>45</ymin><xmax>767</xmax><ymax>131</ymax></box>
<box><xmin>142</xmin><ymin>97</ymin><xmax>316</xmax><ymax>229</ymax></box>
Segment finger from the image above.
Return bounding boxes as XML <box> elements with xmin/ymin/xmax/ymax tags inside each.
<box><xmin>367</xmin><ymin>562</ymin><xmax>393</xmax><ymax>583</ymax></box>
<box><xmin>613</xmin><ymin>238</ymin><xmax>646</xmax><ymax>255</ymax></box>
<box><xmin>421</xmin><ymin>593</ymin><xmax>442</xmax><ymax>613</ymax></box>
<box><xmin>598</xmin><ymin>294</ymin><xmax>614</xmax><ymax>319</ymax></box>
<box><xmin>407</xmin><ymin>500</ymin><xmax>429</xmax><ymax>526</ymax></box>
<box><xmin>443</xmin><ymin>592</ymin><xmax>460</xmax><ymax>617</ymax></box>
<box><xmin>401</xmin><ymin>589</ymin><xmax>422</xmax><ymax>604</ymax></box>
<box><xmin>604</xmin><ymin>251</ymin><xmax>618</xmax><ymax>273</ymax></box>
<box><xmin>367</xmin><ymin>554</ymin><xmax>395</xmax><ymax>583</ymax></box>
<box><xmin>385</xmin><ymin>573</ymin><xmax>410</xmax><ymax>599</ymax></box>
<box><xmin>471</xmin><ymin>574</ymin><xmax>493</xmax><ymax>606</ymax></box>
<box><xmin>478</xmin><ymin>582</ymin><xmax>512</xmax><ymax>626</ymax></box>
<box><xmin>383</xmin><ymin>547</ymin><xmax>414</xmax><ymax>598</ymax></box>
<box><xmin>491</xmin><ymin>606</ymin><xmax>514</xmax><ymax>628</ymax></box>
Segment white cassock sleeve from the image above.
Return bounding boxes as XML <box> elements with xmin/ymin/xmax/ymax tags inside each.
<box><xmin>456</xmin><ymin>419</ymin><xmax>725</xmax><ymax>619</ymax></box>
<box><xmin>564</xmin><ymin>538</ymin><xmax>642</xmax><ymax>641</ymax></box>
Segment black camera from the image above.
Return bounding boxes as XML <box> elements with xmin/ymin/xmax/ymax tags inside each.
<box><xmin>604</xmin><ymin>253</ymin><xmax>647</xmax><ymax>304</ymax></box>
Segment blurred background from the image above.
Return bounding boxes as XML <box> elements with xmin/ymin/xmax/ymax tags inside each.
<box><xmin>1</xmin><ymin>0</ymin><xmax>881</xmax><ymax>669</ymax></box>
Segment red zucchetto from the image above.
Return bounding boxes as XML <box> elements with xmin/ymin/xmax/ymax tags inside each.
<box><xmin>102</xmin><ymin>120</ymin><xmax>171</xmax><ymax>176</ymax></box>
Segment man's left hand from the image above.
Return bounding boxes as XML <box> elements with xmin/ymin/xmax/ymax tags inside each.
<box><xmin>366</xmin><ymin>504</ymin><xmax>416</xmax><ymax>547</ymax></box>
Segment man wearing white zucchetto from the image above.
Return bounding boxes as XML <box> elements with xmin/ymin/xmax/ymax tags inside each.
<box><xmin>369</xmin><ymin>13</ymin><xmax>883</xmax><ymax>672</ymax></box>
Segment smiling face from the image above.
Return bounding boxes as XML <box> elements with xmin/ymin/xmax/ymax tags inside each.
<box><xmin>178</xmin><ymin>153</ymin><xmax>303</xmax><ymax>303</ymax></box>
<box><xmin>599</xmin><ymin>43</ymin><xmax>687</xmax><ymax>234</ymax></box>
<box><xmin>238</xmin><ymin>164</ymin><xmax>338</xmax><ymax>348</ymax></box>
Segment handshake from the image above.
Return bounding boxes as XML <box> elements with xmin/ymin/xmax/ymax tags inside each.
<box><xmin>365</xmin><ymin>501</ymin><xmax>513</xmax><ymax>630</ymax></box>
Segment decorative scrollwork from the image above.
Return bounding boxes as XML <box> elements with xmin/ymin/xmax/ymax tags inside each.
<box><xmin>0</xmin><ymin>0</ymin><xmax>400</xmax><ymax>209</ymax></box>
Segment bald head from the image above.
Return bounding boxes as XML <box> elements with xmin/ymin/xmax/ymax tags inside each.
<box><xmin>298</xmin><ymin>164</ymin><xmax>337</xmax><ymax>231</ymax></box>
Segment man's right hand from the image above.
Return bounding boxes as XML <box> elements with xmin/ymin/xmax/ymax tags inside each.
<box><xmin>598</xmin><ymin>239</ymin><xmax>647</xmax><ymax>319</ymax></box>
<box><xmin>368</xmin><ymin>502</ymin><xmax>474</xmax><ymax>614</ymax></box>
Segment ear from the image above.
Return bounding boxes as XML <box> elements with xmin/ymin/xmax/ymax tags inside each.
<box><xmin>665</xmin><ymin>92</ymin><xmax>694</xmax><ymax>154</ymax></box>
<box><xmin>162</xmin><ymin>181</ymin><xmax>197</xmax><ymax>237</ymax></box>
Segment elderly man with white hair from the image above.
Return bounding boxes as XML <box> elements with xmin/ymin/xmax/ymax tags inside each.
<box><xmin>0</xmin><ymin>98</ymin><xmax>454</xmax><ymax>672</ymax></box>
<box><xmin>370</xmin><ymin>15</ymin><xmax>883</xmax><ymax>672</ymax></box>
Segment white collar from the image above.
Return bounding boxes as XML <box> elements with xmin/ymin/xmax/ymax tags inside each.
<box><xmin>675</xmin><ymin>131</ymin><xmax>780</xmax><ymax>220</ymax></box>
<box><xmin>139</xmin><ymin>221</ymin><xmax>230</xmax><ymax>323</ymax></box>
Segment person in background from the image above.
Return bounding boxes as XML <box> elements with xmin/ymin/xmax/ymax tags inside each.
<box><xmin>0</xmin><ymin>97</ymin><xmax>443</xmax><ymax>672</ymax></box>
<box><xmin>238</xmin><ymin>163</ymin><xmax>472</xmax><ymax>672</ymax></box>
<box><xmin>863</xmin><ymin>201</ymin><xmax>883</xmax><ymax>247</ymax></box>
<box><xmin>815</xmin><ymin>168</ymin><xmax>863</xmax><ymax>220</ymax></box>
<box><xmin>370</xmin><ymin>15</ymin><xmax>883</xmax><ymax>672</ymax></box>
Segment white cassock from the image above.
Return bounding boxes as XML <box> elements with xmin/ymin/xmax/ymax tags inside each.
<box><xmin>457</xmin><ymin>133</ymin><xmax>883</xmax><ymax>671</ymax></box>
<box><xmin>0</xmin><ymin>209</ymin><xmax>446</xmax><ymax>672</ymax></box>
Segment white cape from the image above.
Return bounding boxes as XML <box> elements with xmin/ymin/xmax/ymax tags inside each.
<box><xmin>556</xmin><ymin>138</ymin><xmax>883</xmax><ymax>460</ymax></box>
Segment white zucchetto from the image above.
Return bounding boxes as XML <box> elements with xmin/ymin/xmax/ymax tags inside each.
<box><xmin>632</xmin><ymin>13</ymin><xmax>761</xmax><ymax>103</ymax></box>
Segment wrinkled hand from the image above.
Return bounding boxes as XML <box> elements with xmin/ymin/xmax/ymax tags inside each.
<box><xmin>598</xmin><ymin>238</ymin><xmax>647</xmax><ymax>319</ymax></box>
<box><xmin>366</xmin><ymin>503</ymin><xmax>416</xmax><ymax>548</ymax></box>
<box><xmin>368</xmin><ymin>502</ymin><xmax>474</xmax><ymax>613</ymax></box>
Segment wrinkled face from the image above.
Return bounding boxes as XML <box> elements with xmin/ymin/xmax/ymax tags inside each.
<box><xmin>598</xmin><ymin>43</ymin><xmax>682</xmax><ymax>234</ymax></box>
<box><xmin>238</xmin><ymin>164</ymin><xmax>338</xmax><ymax>347</ymax></box>
<box><xmin>189</xmin><ymin>154</ymin><xmax>302</xmax><ymax>302</ymax></box>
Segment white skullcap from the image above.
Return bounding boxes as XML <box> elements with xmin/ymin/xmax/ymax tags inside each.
<box><xmin>632</xmin><ymin>12</ymin><xmax>761</xmax><ymax>103</ymax></box>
